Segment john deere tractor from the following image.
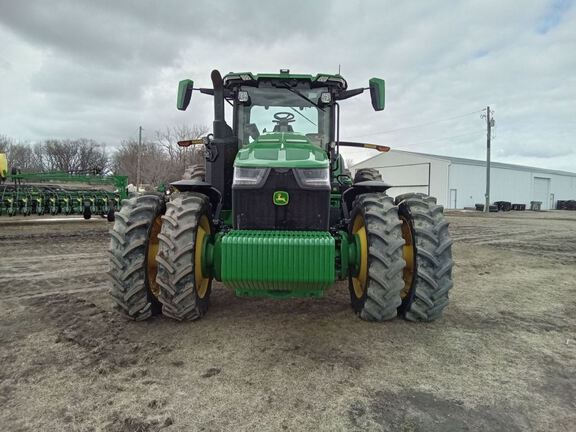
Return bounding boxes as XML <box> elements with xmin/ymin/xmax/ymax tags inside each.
<box><xmin>109</xmin><ymin>69</ymin><xmax>453</xmax><ymax>322</ymax></box>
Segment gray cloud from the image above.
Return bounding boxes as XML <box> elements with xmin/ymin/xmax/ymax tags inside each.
<box><xmin>0</xmin><ymin>0</ymin><xmax>575</xmax><ymax>171</ymax></box>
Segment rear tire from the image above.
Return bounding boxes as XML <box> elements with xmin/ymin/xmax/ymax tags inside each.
<box><xmin>395</xmin><ymin>193</ymin><xmax>453</xmax><ymax>321</ymax></box>
<box><xmin>354</xmin><ymin>168</ymin><xmax>382</xmax><ymax>183</ymax></box>
<box><xmin>156</xmin><ymin>193</ymin><xmax>213</xmax><ymax>321</ymax></box>
<box><xmin>108</xmin><ymin>195</ymin><xmax>165</xmax><ymax>320</ymax></box>
<box><xmin>348</xmin><ymin>193</ymin><xmax>406</xmax><ymax>321</ymax></box>
<box><xmin>182</xmin><ymin>164</ymin><xmax>206</xmax><ymax>181</ymax></box>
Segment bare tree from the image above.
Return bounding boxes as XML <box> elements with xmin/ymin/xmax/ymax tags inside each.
<box><xmin>154</xmin><ymin>124</ymin><xmax>209</xmax><ymax>177</ymax></box>
<box><xmin>31</xmin><ymin>143</ymin><xmax>46</xmax><ymax>171</ymax></box>
<box><xmin>41</xmin><ymin>139</ymin><xmax>108</xmax><ymax>173</ymax></box>
<box><xmin>43</xmin><ymin>139</ymin><xmax>80</xmax><ymax>172</ymax></box>
<box><xmin>1</xmin><ymin>125</ymin><xmax>210</xmax><ymax>188</ymax></box>
<box><xmin>112</xmin><ymin>139</ymin><xmax>174</xmax><ymax>186</ymax></box>
<box><xmin>76</xmin><ymin>139</ymin><xmax>109</xmax><ymax>173</ymax></box>
<box><xmin>0</xmin><ymin>134</ymin><xmax>13</xmax><ymax>153</ymax></box>
<box><xmin>4</xmin><ymin>141</ymin><xmax>44</xmax><ymax>172</ymax></box>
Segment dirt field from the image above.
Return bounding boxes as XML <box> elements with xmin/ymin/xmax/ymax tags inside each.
<box><xmin>1</xmin><ymin>211</ymin><xmax>575</xmax><ymax>431</ymax></box>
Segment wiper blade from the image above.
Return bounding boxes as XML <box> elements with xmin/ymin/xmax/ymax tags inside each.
<box><xmin>289</xmin><ymin>107</ymin><xmax>317</xmax><ymax>126</ymax></box>
<box><xmin>280</xmin><ymin>84</ymin><xmax>324</xmax><ymax>111</ymax></box>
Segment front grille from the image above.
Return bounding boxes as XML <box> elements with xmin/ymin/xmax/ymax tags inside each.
<box><xmin>232</xmin><ymin>169</ymin><xmax>330</xmax><ymax>230</ymax></box>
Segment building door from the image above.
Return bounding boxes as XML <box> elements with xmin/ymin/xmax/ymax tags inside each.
<box><xmin>533</xmin><ymin>177</ymin><xmax>551</xmax><ymax>210</ymax></box>
<box><xmin>449</xmin><ymin>189</ymin><xmax>457</xmax><ymax>209</ymax></box>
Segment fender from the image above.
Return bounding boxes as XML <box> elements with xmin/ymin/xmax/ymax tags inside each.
<box><xmin>341</xmin><ymin>180</ymin><xmax>393</xmax><ymax>219</ymax></box>
<box><xmin>170</xmin><ymin>180</ymin><xmax>222</xmax><ymax>219</ymax></box>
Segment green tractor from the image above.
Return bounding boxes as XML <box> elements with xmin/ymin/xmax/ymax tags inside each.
<box><xmin>109</xmin><ymin>70</ymin><xmax>453</xmax><ymax>322</ymax></box>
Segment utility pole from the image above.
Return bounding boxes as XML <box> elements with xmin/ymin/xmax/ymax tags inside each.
<box><xmin>136</xmin><ymin>126</ymin><xmax>142</xmax><ymax>191</ymax></box>
<box><xmin>483</xmin><ymin>107</ymin><xmax>492</xmax><ymax>213</ymax></box>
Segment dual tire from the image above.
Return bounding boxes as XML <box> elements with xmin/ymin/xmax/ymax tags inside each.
<box><xmin>108</xmin><ymin>193</ymin><xmax>212</xmax><ymax>321</ymax></box>
<box><xmin>348</xmin><ymin>192</ymin><xmax>453</xmax><ymax>322</ymax></box>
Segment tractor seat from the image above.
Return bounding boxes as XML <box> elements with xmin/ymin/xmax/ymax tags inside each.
<box><xmin>273</xmin><ymin>124</ymin><xmax>294</xmax><ymax>132</ymax></box>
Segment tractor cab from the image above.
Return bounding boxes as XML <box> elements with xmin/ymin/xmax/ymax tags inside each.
<box><xmin>224</xmin><ymin>72</ymin><xmax>343</xmax><ymax>150</ymax></box>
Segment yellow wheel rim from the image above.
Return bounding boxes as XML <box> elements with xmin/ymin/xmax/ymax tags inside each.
<box><xmin>146</xmin><ymin>216</ymin><xmax>162</xmax><ymax>299</ymax></box>
<box><xmin>351</xmin><ymin>214</ymin><xmax>368</xmax><ymax>299</ymax></box>
<box><xmin>194</xmin><ymin>215</ymin><xmax>211</xmax><ymax>299</ymax></box>
<box><xmin>400</xmin><ymin>215</ymin><xmax>415</xmax><ymax>299</ymax></box>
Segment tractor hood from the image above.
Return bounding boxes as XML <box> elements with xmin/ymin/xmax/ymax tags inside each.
<box><xmin>234</xmin><ymin>133</ymin><xmax>329</xmax><ymax>169</ymax></box>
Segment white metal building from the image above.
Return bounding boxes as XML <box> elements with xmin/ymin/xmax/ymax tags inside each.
<box><xmin>351</xmin><ymin>150</ymin><xmax>576</xmax><ymax>210</ymax></box>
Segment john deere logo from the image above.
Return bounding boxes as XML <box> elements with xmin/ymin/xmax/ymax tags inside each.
<box><xmin>273</xmin><ymin>191</ymin><xmax>289</xmax><ymax>206</ymax></box>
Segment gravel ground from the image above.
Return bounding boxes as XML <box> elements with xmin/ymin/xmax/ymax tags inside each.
<box><xmin>0</xmin><ymin>211</ymin><xmax>575</xmax><ymax>431</ymax></box>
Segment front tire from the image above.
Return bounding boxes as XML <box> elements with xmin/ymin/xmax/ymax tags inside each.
<box><xmin>348</xmin><ymin>194</ymin><xmax>406</xmax><ymax>321</ymax></box>
<box><xmin>108</xmin><ymin>195</ymin><xmax>165</xmax><ymax>320</ymax></box>
<box><xmin>395</xmin><ymin>193</ymin><xmax>454</xmax><ymax>321</ymax></box>
<box><xmin>156</xmin><ymin>193</ymin><xmax>213</xmax><ymax>321</ymax></box>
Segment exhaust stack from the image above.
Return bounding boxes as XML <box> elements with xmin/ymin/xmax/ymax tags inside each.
<box><xmin>207</xmin><ymin>69</ymin><xmax>237</xmax><ymax>209</ymax></box>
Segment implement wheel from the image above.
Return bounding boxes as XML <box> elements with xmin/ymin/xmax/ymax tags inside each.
<box><xmin>83</xmin><ymin>203</ymin><xmax>91</xmax><ymax>220</ymax></box>
<box><xmin>395</xmin><ymin>193</ymin><xmax>453</xmax><ymax>321</ymax></box>
<box><xmin>108</xmin><ymin>195</ymin><xmax>165</xmax><ymax>320</ymax></box>
<box><xmin>348</xmin><ymin>193</ymin><xmax>405</xmax><ymax>321</ymax></box>
<box><xmin>107</xmin><ymin>206</ymin><xmax>115</xmax><ymax>222</ymax></box>
<box><xmin>156</xmin><ymin>192</ymin><xmax>213</xmax><ymax>321</ymax></box>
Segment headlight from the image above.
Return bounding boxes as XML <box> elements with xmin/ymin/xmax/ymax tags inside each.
<box><xmin>233</xmin><ymin>167</ymin><xmax>270</xmax><ymax>188</ymax></box>
<box><xmin>293</xmin><ymin>168</ymin><xmax>330</xmax><ymax>190</ymax></box>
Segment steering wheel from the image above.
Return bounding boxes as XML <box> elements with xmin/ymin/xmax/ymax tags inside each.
<box><xmin>273</xmin><ymin>112</ymin><xmax>295</xmax><ymax>123</ymax></box>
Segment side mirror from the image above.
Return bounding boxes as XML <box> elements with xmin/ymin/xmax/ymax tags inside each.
<box><xmin>177</xmin><ymin>79</ymin><xmax>194</xmax><ymax>111</ymax></box>
<box><xmin>369</xmin><ymin>78</ymin><xmax>385</xmax><ymax>111</ymax></box>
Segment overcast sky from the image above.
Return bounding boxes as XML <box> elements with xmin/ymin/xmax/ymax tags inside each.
<box><xmin>0</xmin><ymin>0</ymin><xmax>574</xmax><ymax>170</ymax></box>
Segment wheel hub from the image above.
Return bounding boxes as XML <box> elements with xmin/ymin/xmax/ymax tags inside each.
<box><xmin>146</xmin><ymin>216</ymin><xmax>163</xmax><ymax>299</ymax></box>
<box><xmin>351</xmin><ymin>214</ymin><xmax>368</xmax><ymax>299</ymax></box>
<box><xmin>400</xmin><ymin>215</ymin><xmax>416</xmax><ymax>299</ymax></box>
<box><xmin>195</xmin><ymin>215</ymin><xmax>212</xmax><ymax>298</ymax></box>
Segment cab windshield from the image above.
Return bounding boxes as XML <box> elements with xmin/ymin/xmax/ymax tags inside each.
<box><xmin>236</xmin><ymin>85</ymin><xmax>332</xmax><ymax>148</ymax></box>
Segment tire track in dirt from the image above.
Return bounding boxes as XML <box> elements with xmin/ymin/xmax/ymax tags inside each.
<box><xmin>0</xmin><ymin>251</ymin><xmax>109</xmax><ymax>299</ymax></box>
<box><xmin>24</xmin><ymin>294</ymin><xmax>173</xmax><ymax>373</ymax></box>
<box><xmin>1</xmin><ymin>222</ymin><xmax>110</xmax><ymax>300</ymax></box>
<box><xmin>3</xmin><ymin>260</ymin><xmax>107</xmax><ymax>281</ymax></box>
<box><xmin>449</xmin><ymin>215</ymin><xmax>576</xmax><ymax>263</ymax></box>
<box><xmin>1</xmin><ymin>293</ymin><xmax>177</xmax><ymax>431</ymax></box>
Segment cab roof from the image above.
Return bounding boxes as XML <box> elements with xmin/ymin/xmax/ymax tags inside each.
<box><xmin>223</xmin><ymin>70</ymin><xmax>348</xmax><ymax>90</ymax></box>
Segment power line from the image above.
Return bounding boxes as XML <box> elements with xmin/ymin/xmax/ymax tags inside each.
<box><xmin>351</xmin><ymin>109</ymin><xmax>485</xmax><ymax>139</ymax></box>
<box><xmin>383</xmin><ymin>129</ymin><xmax>486</xmax><ymax>149</ymax></box>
